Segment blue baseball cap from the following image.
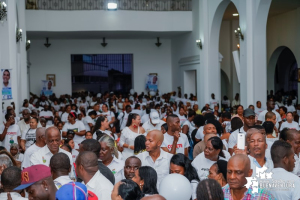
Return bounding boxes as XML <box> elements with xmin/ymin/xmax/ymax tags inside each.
<box><xmin>56</xmin><ymin>182</ymin><xmax>88</xmax><ymax>200</ymax></box>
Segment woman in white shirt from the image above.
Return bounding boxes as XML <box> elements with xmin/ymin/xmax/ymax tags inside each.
<box><xmin>99</xmin><ymin>135</ymin><xmax>124</xmax><ymax>183</ymax></box>
<box><xmin>92</xmin><ymin>116</ymin><xmax>113</xmax><ymax>141</ymax></box>
<box><xmin>20</xmin><ymin>117</ymin><xmax>38</xmax><ymax>151</ymax></box>
<box><xmin>132</xmin><ymin>166</ymin><xmax>159</xmax><ymax>196</ymax></box>
<box><xmin>191</xmin><ymin>136</ymin><xmax>227</xmax><ymax>180</ymax></box>
<box><xmin>62</xmin><ymin>112</ymin><xmax>86</xmax><ymax>144</ymax></box>
<box><xmin>61</xmin><ymin>105</ymin><xmax>71</xmax><ymax>124</ymax></box>
<box><xmin>207</xmin><ymin>160</ymin><xmax>228</xmax><ymax>188</ymax></box>
<box><xmin>10</xmin><ymin>143</ymin><xmax>24</xmax><ymax>163</ymax></box>
<box><xmin>119</xmin><ymin>113</ymin><xmax>146</xmax><ymax>159</ymax></box>
<box><xmin>170</xmin><ymin>153</ymin><xmax>200</xmax><ymax>200</ymax></box>
<box><xmin>64</xmin><ymin>138</ymin><xmax>79</xmax><ymax>163</ymax></box>
<box><xmin>101</xmin><ymin>104</ymin><xmax>115</xmax><ymax>127</ymax></box>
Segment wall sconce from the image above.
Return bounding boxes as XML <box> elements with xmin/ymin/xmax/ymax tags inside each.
<box><xmin>101</xmin><ymin>37</ymin><xmax>107</xmax><ymax>47</ymax></box>
<box><xmin>26</xmin><ymin>40</ymin><xmax>31</xmax><ymax>51</ymax></box>
<box><xmin>196</xmin><ymin>39</ymin><xmax>202</xmax><ymax>49</ymax></box>
<box><xmin>44</xmin><ymin>37</ymin><xmax>51</xmax><ymax>48</ymax></box>
<box><xmin>16</xmin><ymin>29</ymin><xmax>22</xmax><ymax>42</ymax></box>
<box><xmin>237</xmin><ymin>44</ymin><xmax>240</xmax><ymax>50</ymax></box>
<box><xmin>235</xmin><ymin>27</ymin><xmax>244</xmax><ymax>40</ymax></box>
<box><xmin>0</xmin><ymin>1</ymin><xmax>7</xmax><ymax>23</ymax></box>
<box><xmin>155</xmin><ymin>37</ymin><xmax>162</xmax><ymax>47</ymax></box>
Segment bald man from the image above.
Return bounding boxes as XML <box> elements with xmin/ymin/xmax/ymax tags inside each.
<box><xmin>136</xmin><ymin>130</ymin><xmax>172</xmax><ymax>189</ymax></box>
<box><xmin>141</xmin><ymin>194</ymin><xmax>166</xmax><ymax>200</ymax></box>
<box><xmin>223</xmin><ymin>154</ymin><xmax>275</xmax><ymax>199</ymax></box>
<box><xmin>30</xmin><ymin>127</ymin><xmax>72</xmax><ymax>167</ymax></box>
<box><xmin>76</xmin><ymin>151</ymin><xmax>113</xmax><ymax>200</ymax></box>
<box><xmin>22</xmin><ymin>127</ymin><xmax>46</xmax><ymax>169</ymax></box>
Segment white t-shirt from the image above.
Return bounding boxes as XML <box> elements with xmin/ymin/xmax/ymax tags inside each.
<box><xmin>222</xmin><ymin>100</ymin><xmax>230</xmax><ymax>107</ymax></box>
<box><xmin>0</xmin><ymin>124</ymin><xmax>21</xmax><ymax>150</ymax></box>
<box><xmin>142</xmin><ymin>120</ymin><xmax>165</xmax><ymax>135</ymax></box>
<box><xmin>83</xmin><ymin>116</ymin><xmax>95</xmax><ymax>132</ymax></box>
<box><xmin>21</xmin><ymin>144</ymin><xmax>42</xmax><ymax>169</ymax></box>
<box><xmin>266</xmin><ymin>137</ymin><xmax>278</xmax><ymax>150</ymax></box>
<box><xmin>52</xmin><ymin>104</ymin><xmax>61</xmax><ymax>111</ymax></box>
<box><xmin>192</xmin><ymin>152</ymin><xmax>227</xmax><ymax>181</ymax></box>
<box><xmin>62</xmin><ymin>121</ymin><xmax>86</xmax><ymax>144</ymax></box>
<box><xmin>228</xmin><ymin>127</ymin><xmax>246</xmax><ymax>149</ymax></box>
<box><xmin>101</xmin><ymin>111</ymin><xmax>115</xmax><ymax>122</ymax></box>
<box><xmin>195</xmin><ymin>126</ymin><xmax>204</xmax><ymax>140</ymax></box>
<box><xmin>21</xmin><ymin>128</ymin><xmax>37</xmax><ymax>149</ymax></box>
<box><xmin>258</xmin><ymin>110</ymin><xmax>281</xmax><ymax>128</ymax></box>
<box><xmin>39</xmin><ymin>110</ymin><xmax>54</xmax><ymax>125</ymax></box>
<box><xmin>161</xmin><ymin>132</ymin><xmax>190</xmax><ymax>154</ymax></box>
<box><xmin>178</xmin><ymin>114</ymin><xmax>187</xmax><ymax>127</ymax></box>
<box><xmin>61</xmin><ymin>112</ymin><xmax>69</xmax><ymax>123</ymax></box>
<box><xmin>286</xmin><ymin>105</ymin><xmax>296</xmax><ymax>113</ymax></box>
<box><xmin>280</xmin><ymin>121</ymin><xmax>299</xmax><ymax>131</ymax></box>
<box><xmin>182</xmin><ymin>120</ymin><xmax>195</xmax><ymax>137</ymax></box>
<box><xmin>141</xmin><ymin>114</ymin><xmax>150</xmax><ymax>124</ymax></box>
<box><xmin>117</xmin><ymin>112</ymin><xmax>130</xmax><ymax>130</ymax></box>
<box><xmin>209</xmin><ymin>98</ymin><xmax>219</xmax><ymax>109</ymax></box>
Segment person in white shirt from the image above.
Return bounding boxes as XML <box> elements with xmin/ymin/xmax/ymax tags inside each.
<box><xmin>0</xmin><ymin>113</ymin><xmax>21</xmax><ymax>151</ymax></box>
<box><xmin>177</xmin><ymin>107</ymin><xmax>187</xmax><ymax>127</ymax></box>
<box><xmin>136</xmin><ymin>130</ymin><xmax>173</xmax><ymax>188</ymax></box>
<box><xmin>20</xmin><ymin>117</ymin><xmax>38</xmax><ymax>151</ymax></box>
<box><xmin>62</xmin><ymin>112</ymin><xmax>86</xmax><ymax>144</ymax></box>
<box><xmin>99</xmin><ymin>135</ymin><xmax>124</xmax><ymax>183</ymax></box>
<box><xmin>61</xmin><ymin>105</ymin><xmax>72</xmax><ymax>124</ymax></box>
<box><xmin>0</xmin><ymin>166</ymin><xmax>27</xmax><ymax>200</ymax></box>
<box><xmin>39</xmin><ymin>105</ymin><xmax>54</xmax><ymax>126</ymax></box>
<box><xmin>161</xmin><ymin>114</ymin><xmax>190</xmax><ymax>157</ymax></box>
<box><xmin>142</xmin><ymin>111</ymin><xmax>165</xmax><ymax>135</ymax></box>
<box><xmin>17</xmin><ymin>109</ymin><xmax>32</xmax><ymax>135</ymax></box>
<box><xmin>51</xmin><ymin>100</ymin><xmax>61</xmax><ymax>112</ymax></box>
<box><xmin>281</xmin><ymin>112</ymin><xmax>299</xmax><ymax>131</ymax></box>
<box><xmin>101</xmin><ymin>104</ymin><xmax>115</xmax><ymax>127</ymax></box>
<box><xmin>131</xmin><ymin>104</ymin><xmax>143</xmax><ymax>117</ymax></box>
<box><xmin>286</xmin><ymin>99</ymin><xmax>296</xmax><ymax>113</ymax></box>
<box><xmin>255</xmin><ymin>101</ymin><xmax>265</xmax><ymax>116</ymax></box>
<box><xmin>141</xmin><ymin>108</ymin><xmax>150</xmax><ymax>124</ymax></box>
<box><xmin>50</xmin><ymin>152</ymin><xmax>74</xmax><ymax>189</ymax></box>
<box><xmin>243</xmin><ymin>128</ymin><xmax>273</xmax><ymax>176</ymax></box>
<box><xmin>30</xmin><ymin>127</ymin><xmax>72</xmax><ymax>167</ymax></box>
<box><xmin>118</xmin><ymin>105</ymin><xmax>132</xmax><ymax>131</ymax></box>
<box><xmin>192</xmin><ymin>136</ymin><xmax>227</xmax><ymax>180</ymax></box>
<box><xmin>182</xmin><ymin>110</ymin><xmax>196</xmax><ymax>137</ymax></box>
<box><xmin>22</xmin><ymin>127</ymin><xmax>46</xmax><ymax>169</ymax></box>
<box><xmin>209</xmin><ymin>93</ymin><xmax>219</xmax><ymax>110</ymax></box>
<box><xmin>228</xmin><ymin>108</ymin><xmax>256</xmax><ymax>155</ymax></box>
<box><xmin>269</xmin><ymin>140</ymin><xmax>300</xmax><ymax>200</ymax></box>
<box><xmin>257</xmin><ymin>100</ymin><xmax>282</xmax><ymax>128</ymax></box>
<box><xmin>281</xmin><ymin>129</ymin><xmax>300</xmax><ymax>176</ymax></box>
<box><xmin>76</xmin><ymin>151</ymin><xmax>113</xmax><ymax>200</ymax></box>
<box><xmin>262</xmin><ymin>121</ymin><xmax>278</xmax><ymax>150</ymax></box>
<box><xmin>83</xmin><ymin>111</ymin><xmax>96</xmax><ymax>132</ymax></box>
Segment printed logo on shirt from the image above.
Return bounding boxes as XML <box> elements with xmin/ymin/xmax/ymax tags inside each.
<box><xmin>68</xmin><ymin>128</ymin><xmax>78</xmax><ymax>133</ymax></box>
<box><xmin>167</xmin><ymin>144</ymin><xmax>183</xmax><ymax>149</ymax></box>
<box><xmin>6</xmin><ymin>132</ymin><xmax>17</xmax><ymax>135</ymax></box>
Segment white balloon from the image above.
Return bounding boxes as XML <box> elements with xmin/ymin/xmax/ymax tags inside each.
<box><xmin>159</xmin><ymin>174</ymin><xmax>192</xmax><ymax>200</ymax></box>
<box><xmin>130</xmin><ymin>89</ymin><xmax>135</xmax><ymax>95</ymax></box>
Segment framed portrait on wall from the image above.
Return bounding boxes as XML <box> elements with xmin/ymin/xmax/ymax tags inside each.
<box><xmin>46</xmin><ymin>74</ymin><xmax>56</xmax><ymax>86</ymax></box>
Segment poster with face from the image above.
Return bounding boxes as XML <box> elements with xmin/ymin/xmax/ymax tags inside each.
<box><xmin>2</xmin><ymin>69</ymin><xmax>12</xmax><ymax>100</ymax></box>
<box><xmin>145</xmin><ymin>74</ymin><xmax>158</xmax><ymax>91</ymax></box>
<box><xmin>41</xmin><ymin>80</ymin><xmax>53</xmax><ymax>96</ymax></box>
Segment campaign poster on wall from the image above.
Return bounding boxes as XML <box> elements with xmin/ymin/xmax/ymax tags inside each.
<box><xmin>145</xmin><ymin>74</ymin><xmax>158</xmax><ymax>91</ymax></box>
<box><xmin>41</xmin><ymin>80</ymin><xmax>53</xmax><ymax>96</ymax></box>
<box><xmin>2</xmin><ymin>69</ymin><xmax>12</xmax><ymax>100</ymax></box>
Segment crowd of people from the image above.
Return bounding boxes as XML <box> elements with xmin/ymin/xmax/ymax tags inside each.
<box><xmin>0</xmin><ymin>89</ymin><xmax>300</xmax><ymax>200</ymax></box>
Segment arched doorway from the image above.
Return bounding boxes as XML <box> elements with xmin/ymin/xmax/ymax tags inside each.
<box><xmin>268</xmin><ymin>47</ymin><xmax>298</xmax><ymax>97</ymax></box>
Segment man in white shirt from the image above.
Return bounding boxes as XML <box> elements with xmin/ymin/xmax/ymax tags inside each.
<box><xmin>17</xmin><ymin>109</ymin><xmax>31</xmax><ymax>135</ymax></box>
<box><xmin>228</xmin><ymin>108</ymin><xmax>256</xmax><ymax>155</ymax></box>
<box><xmin>281</xmin><ymin>129</ymin><xmax>300</xmax><ymax>176</ymax></box>
<box><xmin>142</xmin><ymin>111</ymin><xmax>165</xmax><ymax>134</ymax></box>
<box><xmin>0</xmin><ymin>114</ymin><xmax>21</xmax><ymax>150</ymax></box>
<box><xmin>269</xmin><ymin>140</ymin><xmax>300</xmax><ymax>200</ymax></box>
<box><xmin>209</xmin><ymin>93</ymin><xmax>219</xmax><ymax>110</ymax></box>
<box><xmin>280</xmin><ymin>112</ymin><xmax>299</xmax><ymax>131</ymax></box>
<box><xmin>118</xmin><ymin>105</ymin><xmax>132</xmax><ymax>130</ymax></box>
<box><xmin>30</xmin><ymin>127</ymin><xmax>72</xmax><ymax>166</ymax></box>
<box><xmin>161</xmin><ymin>114</ymin><xmax>189</xmax><ymax>157</ymax></box>
<box><xmin>136</xmin><ymin>130</ymin><xmax>172</xmax><ymax>188</ymax></box>
<box><xmin>21</xmin><ymin>127</ymin><xmax>46</xmax><ymax>169</ymax></box>
<box><xmin>244</xmin><ymin>128</ymin><xmax>273</xmax><ymax>176</ymax></box>
<box><xmin>50</xmin><ymin>153</ymin><xmax>73</xmax><ymax>189</ymax></box>
<box><xmin>255</xmin><ymin>101</ymin><xmax>265</xmax><ymax>116</ymax></box>
<box><xmin>39</xmin><ymin>105</ymin><xmax>54</xmax><ymax>126</ymax></box>
<box><xmin>257</xmin><ymin>100</ymin><xmax>282</xmax><ymax>128</ymax></box>
<box><xmin>0</xmin><ymin>166</ymin><xmax>27</xmax><ymax>200</ymax></box>
<box><xmin>75</xmin><ymin>151</ymin><xmax>113</xmax><ymax>200</ymax></box>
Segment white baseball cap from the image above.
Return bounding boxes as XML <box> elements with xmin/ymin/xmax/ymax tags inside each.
<box><xmin>150</xmin><ymin>111</ymin><xmax>160</xmax><ymax>124</ymax></box>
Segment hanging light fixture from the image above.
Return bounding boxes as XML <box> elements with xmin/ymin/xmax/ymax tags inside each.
<box><xmin>44</xmin><ymin>37</ymin><xmax>51</xmax><ymax>48</ymax></box>
<box><xmin>16</xmin><ymin>29</ymin><xmax>22</xmax><ymax>42</ymax></box>
<box><xmin>0</xmin><ymin>1</ymin><xmax>7</xmax><ymax>23</ymax></box>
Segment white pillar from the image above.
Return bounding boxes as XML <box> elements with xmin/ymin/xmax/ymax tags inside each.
<box><xmin>0</xmin><ymin>0</ymin><xmax>22</xmax><ymax>118</ymax></box>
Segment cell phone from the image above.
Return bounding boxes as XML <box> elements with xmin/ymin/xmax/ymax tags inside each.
<box><xmin>237</xmin><ymin>133</ymin><xmax>245</xmax><ymax>150</ymax></box>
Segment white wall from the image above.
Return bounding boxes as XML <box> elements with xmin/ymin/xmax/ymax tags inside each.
<box><xmin>29</xmin><ymin>39</ymin><xmax>172</xmax><ymax>96</ymax></box>
<box><xmin>184</xmin><ymin>70</ymin><xmax>196</xmax><ymax>95</ymax></box>
<box><xmin>26</xmin><ymin>10</ymin><xmax>192</xmax><ymax>32</ymax></box>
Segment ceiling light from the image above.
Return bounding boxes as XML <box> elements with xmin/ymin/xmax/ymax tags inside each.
<box><xmin>233</xmin><ymin>13</ymin><xmax>239</xmax><ymax>16</ymax></box>
<box><xmin>108</xmin><ymin>3</ymin><xmax>117</xmax><ymax>10</ymax></box>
